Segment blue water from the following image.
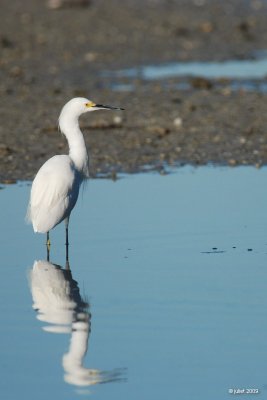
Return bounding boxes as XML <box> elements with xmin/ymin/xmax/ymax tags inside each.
<box><xmin>1</xmin><ymin>167</ymin><xmax>267</xmax><ymax>399</ymax></box>
<box><xmin>104</xmin><ymin>57</ymin><xmax>267</xmax><ymax>80</ymax></box>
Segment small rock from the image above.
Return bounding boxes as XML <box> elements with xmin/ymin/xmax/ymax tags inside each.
<box><xmin>174</xmin><ymin>27</ymin><xmax>189</xmax><ymax>37</ymax></box>
<box><xmin>1</xmin><ymin>36</ymin><xmax>14</xmax><ymax>48</ymax></box>
<box><xmin>173</xmin><ymin>117</ymin><xmax>183</xmax><ymax>127</ymax></box>
<box><xmin>199</xmin><ymin>22</ymin><xmax>214</xmax><ymax>33</ymax></box>
<box><xmin>0</xmin><ymin>144</ymin><xmax>13</xmax><ymax>156</ymax></box>
<box><xmin>189</xmin><ymin>104</ymin><xmax>197</xmax><ymax>112</ymax></box>
<box><xmin>191</xmin><ymin>77</ymin><xmax>213</xmax><ymax>89</ymax></box>
<box><xmin>113</xmin><ymin>115</ymin><xmax>122</xmax><ymax>125</ymax></box>
<box><xmin>238</xmin><ymin>21</ymin><xmax>250</xmax><ymax>33</ymax></box>
<box><xmin>52</xmin><ymin>87</ymin><xmax>61</xmax><ymax>94</ymax></box>
<box><xmin>84</xmin><ymin>52</ymin><xmax>97</xmax><ymax>62</ymax></box>
<box><xmin>228</xmin><ymin>159</ymin><xmax>237</xmax><ymax>166</ymax></box>
<box><xmin>1</xmin><ymin>179</ymin><xmax>16</xmax><ymax>184</ymax></box>
<box><xmin>9</xmin><ymin>66</ymin><xmax>23</xmax><ymax>78</ymax></box>
<box><xmin>36</xmin><ymin>35</ymin><xmax>46</xmax><ymax>45</ymax></box>
<box><xmin>147</xmin><ymin>126</ymin><xmax>170</xmax><ymax>138</ymax></box>
<box><xmin>221</xmin><ymin>88</ymin><xmax>231</xmax><ymax>96</ymax></box>
<box><xmin>213</xmin><ymin>135</ymin><xmax>220</xmax><ymax>143</ymax></box>
<box><xmin>171</xmin><ymin>98</ymin><xmax>182</xmax><ymax>104</ymax></box>
<box><xmin>47</xmin><ymin>0</ymin><xmax>90</xmax><ymax>9</ymax></box>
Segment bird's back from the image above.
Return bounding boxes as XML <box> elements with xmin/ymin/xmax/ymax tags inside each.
<box><xmin>27</xmin><ymin>155</ymin><xmax>82</xmax><ymax>233</ymax></box>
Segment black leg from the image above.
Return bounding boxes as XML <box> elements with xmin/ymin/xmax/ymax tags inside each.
<box><xmin>46</xmin><ymin>231</ymin><xmax>50</xmax><ymax>245</ymax></box>
<box><xmin>65</xmin><ymin>225</ymin><xmax>69</xmax><ymax>247</ymax></box>
<box><xmin>65</xmin><ymin>218</ymin><xmax>69</xmax><ymax>263</ymax></box>
<box><xmin>46</xmin><ymin>231</ymin><xmax>51</xmax><ymax>261</ymax></box>
<box><xmin>46</xmin><ymin>243</ymin><xmax>50</xmax><ymax>262</ymax></box>
<box><xmin>66</xmin><ymin>240</ymin><xmax>69</xmax><ymax>264</ymax></box>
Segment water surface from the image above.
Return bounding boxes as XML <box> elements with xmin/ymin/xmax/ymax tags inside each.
<box><xmin>1</xmin><ymin>167</ymin><xmax>267</xmax><ymax>399</ymax></box>
<box><xmin>105</xmin><ymin>57</ymin><xmax>267</xmax><ymax>80</ymax></box>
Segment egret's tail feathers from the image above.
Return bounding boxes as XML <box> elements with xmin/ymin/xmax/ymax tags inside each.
<box><xmin>25</xmin><ymin>203</ymin><xmax>32</xmax><ymax>225</ymax></box>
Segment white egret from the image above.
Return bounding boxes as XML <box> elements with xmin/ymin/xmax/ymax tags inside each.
<box><xmin>27</xmin><ymin>97</ymin><xmax>123</xmax><ymax>248</ymax></box>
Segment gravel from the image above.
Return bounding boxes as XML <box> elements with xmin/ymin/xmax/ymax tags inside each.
<box><xmin>1</xmin><ymin>0</ymin><xmax>267</xmax><ymax>181</ymax></box>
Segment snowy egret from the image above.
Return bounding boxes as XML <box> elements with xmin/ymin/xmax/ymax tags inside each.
<box><xmin>27</xmin><ymin>97</ymin><xmax>123</xmax><ymax>248</ymax></box>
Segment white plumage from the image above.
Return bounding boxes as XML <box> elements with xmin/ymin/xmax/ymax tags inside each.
<box><xmin>29</xmin><ymin>155</ymin><xmax>79</xmax><ymax>233</ymax></box>
<box><xmin>27</xmin><ymin>97</ymin><xmax>123</xmax><ymax>243</ymax></box>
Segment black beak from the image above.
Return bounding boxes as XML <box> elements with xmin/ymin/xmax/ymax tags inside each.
<box><xmin>94</xmin><ymin>104</ymin><xmax>125</xmax><ymax>111</ymax></box>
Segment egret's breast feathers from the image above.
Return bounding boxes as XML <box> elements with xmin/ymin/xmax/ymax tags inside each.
<box><xmin>27</xmin><ymin>155</ymin><xmax>80</xmax><ymax>232</ymax></box>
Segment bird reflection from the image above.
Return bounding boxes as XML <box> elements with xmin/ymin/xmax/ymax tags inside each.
<box><xmin>29</xmin><ymin>259</ymin><xmax>123</xmax><ymax>387</ymax></box>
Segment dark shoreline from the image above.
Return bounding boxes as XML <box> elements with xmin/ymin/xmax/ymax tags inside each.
<box><xmin>1</xmin><ymin>0</ymin><xmax>267</xmax><ymax>181</ymax></box>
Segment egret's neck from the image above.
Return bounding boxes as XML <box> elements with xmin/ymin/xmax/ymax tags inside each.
<box><xmin>59</xmin><ymin>114</ymin><xmax>89</xmax><ymax>177</ymax></box>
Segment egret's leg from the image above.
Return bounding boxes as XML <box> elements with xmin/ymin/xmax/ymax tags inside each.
<box><xmin>65</xmin><ymin>218</ymin><xmax>69</xmax><ymax>263</ymax></box>
<box><xmin>46</xmin><ymin>231</ymin><xmax>51</xmax><ymax>247</ymax></box>
<box><xmin>46</xmin><ymin>231</ymin><xmax>51</xmax><ymax>262</ymax></box>
<box><xmin>46</xmin><ymin>242</ymin><xmax>50</xmax><ymax>262</ymax></box>
<box><xmin>65</xmin><ymin>218</ymin><xmax>69</xmax><ymax>246</ymax></box>
<box><xmin>65</xmin><ymin>260</ymin><xmax>70</xmax><ymax>271</ymax></box>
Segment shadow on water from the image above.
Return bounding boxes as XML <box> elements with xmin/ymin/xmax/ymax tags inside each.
<box><xmin>28</xmin><ymin>256</ymin><xmax>125</xmax><ymax>389</ymax></box>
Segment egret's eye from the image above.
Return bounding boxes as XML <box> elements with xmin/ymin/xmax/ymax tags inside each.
<box><xmin>85</xmin><ymin>102</ymin><xmax>96</xmax><ymax>108</ymax></box>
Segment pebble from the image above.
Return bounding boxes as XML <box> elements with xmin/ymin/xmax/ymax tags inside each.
<box><xmin>1</xmin><ymin>179</ymin><xmax>16</xmax><ymax>184</ymax></box>
<box><xmin>228</xmin><ymin>159</ymin><xmax>237</xmax><ymax>166</ymax></box>
<box><xmin>9</xmin><ymin>66</ymin><xmax>23</xmax><ymax>78</ymax></box>
<box><xmin>1</xmin><ymin>36</ymin><xmax>13</xmax><ymax>48</ymax></box>
<box><xmin>84</xmin><ymin>52</ymin><xmax>97</xmax><ymax>62</ymax></box>
<box><xmin>200</xmin><ymin>22</ymin><xmax>213</xmax><ymax>33</ymax></box>
<box><xmin>113</xmin><ymin>115</ymin><xmax>122</xmax><ymax>125</ymax></box>
<box><xmin>173</xmin><ymin>117</ymin><xmax>183</xmax><ymax>127</ymax></box>
<box><xmin>47</xmin><ymin>0</ymin><xmax>90</xmax><ymax>9</ymax></box>
<box><xmin>147</xmin><ymin>126</ymin><xmax>170</xmax><ymax>138</ymax></box>
<box><xmin>0</xmin><ymin>144</ymin><xmax>12</xmax><ymax>156</ymax></box>
<box><xmin>191</xmin><ymin>77</ymin><xmax>213</xmax><ymax>89</ymax></box>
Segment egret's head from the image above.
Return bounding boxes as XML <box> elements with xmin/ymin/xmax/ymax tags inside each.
<box><xmin>60</xmin><ymin>97</ymin><xmax>124</xmax><ymax>119</ymax></box>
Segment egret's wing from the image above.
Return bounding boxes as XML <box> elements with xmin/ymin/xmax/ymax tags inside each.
<box><xmin>27</xmin><ymin>155</ymin><xmax>79</xmax><ymax>232</ymax></box>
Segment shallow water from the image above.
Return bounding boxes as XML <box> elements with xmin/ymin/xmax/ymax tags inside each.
<box><xmin>105</xmin><ymin>57</ymin><xmax>267</xmax><ymax>80</ymax></box>
<box><xmin>1</xmin><ymin>167</ymin><xmax>267</xmax><ymax>399</ymax></box>
<box><xmin>111</xmin><ymin>79</ymin><xmax>267</xmax><ymax>93</ymax></box>
<box><xmin>107</xmin><ymin>56</ymin><xmax>267</xmax><ymax>93</ymax></box>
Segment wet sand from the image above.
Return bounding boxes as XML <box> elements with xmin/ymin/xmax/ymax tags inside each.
<box><xmin>1</xmin><ymin>0</ymin><xmax>267</xmax><ymax>181</ymax></box>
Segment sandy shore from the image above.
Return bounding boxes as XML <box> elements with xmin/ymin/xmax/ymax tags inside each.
<box><xmin>1</xmin><ymin>0</ymin><xmax>267</xmax><ymax>181</ymax></box>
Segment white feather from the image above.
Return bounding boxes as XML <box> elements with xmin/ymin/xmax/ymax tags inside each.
<box><xmin>27</xmin><ymin>155</ymin><xmax>80</xmax><ymax>233</ymax></box>
<box><xmin>26</xmin><ymin>97</ymin><xmax>122</xmax><ymax>236</ymax></box>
